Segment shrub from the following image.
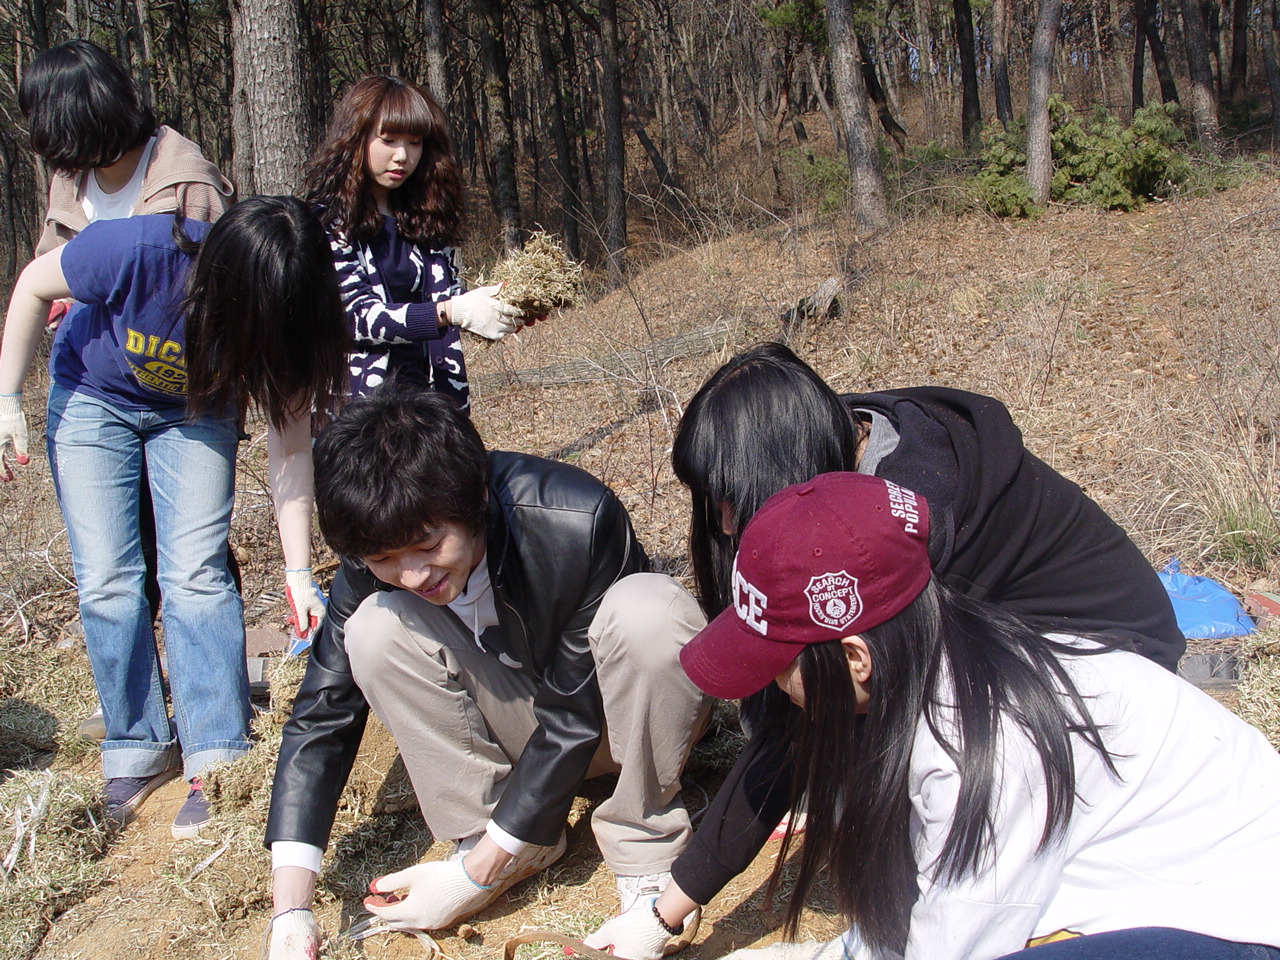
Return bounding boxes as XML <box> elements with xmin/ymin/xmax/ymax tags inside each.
<box><xmin>977</xmin><ymin>99</ymin><xmax>1191</xmax><ymax>216</ymax></box>
<box><xmin>786</xmin><ymin>148</ymin><xmax>850</xmax><ymax>213</ymax></box>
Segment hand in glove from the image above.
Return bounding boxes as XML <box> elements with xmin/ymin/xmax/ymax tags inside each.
<box><xmin>46</xmin><ymin>298</ymin><xmax>74</xmax><ymax>330</ymax></box>
<box><xmin>285</xmin><ymin>569</ymin><xmax>326</xmax><ymax>640</ymax></box>
<box><xmin>267</xmin><ymin>908</ymin><xmax>321</xmax><ymax>960</ymax></box>
<box><xmin>363</xmin><ymin>859</ymin><xmax>491</xmax><ymax>931</ymax></box>
<box><xmin>0</xmin><ymin>395</ymin><xmax>30</xmax><ymax>483</ymax></box>
<box><xmin>448</xmin><ymin>284</ymin><xmax>523</xmax><ymax>340</ymax></box>
<box><xmin>582</xmin><ymin>898</ymin><xmax>673</xmax><ymax>960</ymax></box>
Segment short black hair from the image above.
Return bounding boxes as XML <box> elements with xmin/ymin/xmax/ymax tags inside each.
<box><xmin>314</xmin><ymin>388</ymin><xmax>488</xmax><ymax>557</ymax></box>
<box><xmin>19</xmin><ymin>40</ymin><xmax>156</xmax><ymax>172</ymax></box>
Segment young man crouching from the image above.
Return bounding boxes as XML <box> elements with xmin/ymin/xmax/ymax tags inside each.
<box><xmin>264</xmin><ymin>388</ymin><xmax>711</xmax><ymax>958</ymax></box>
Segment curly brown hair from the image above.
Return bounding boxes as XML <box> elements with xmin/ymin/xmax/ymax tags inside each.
<box><xmin>302</xmin><ymin>76</ymin><xmax>464</xmax><ymax>247</ymax></box>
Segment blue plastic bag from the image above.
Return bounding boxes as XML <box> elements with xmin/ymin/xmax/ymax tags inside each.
<box><xmin>1158</xmin><ymin>558</ymin><xmax>1256</xmax><ymax>639</ymax></box>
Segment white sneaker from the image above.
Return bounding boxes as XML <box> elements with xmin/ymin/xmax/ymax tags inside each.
<box><xmin>616</xmin><ymin>871</ymin><xmax>671</xmax><ymax>913</ymax></box>
<box><xmin>614</xmin><ymin>871</ymin><xmax>700</xmax><ymax>956</ymax></box>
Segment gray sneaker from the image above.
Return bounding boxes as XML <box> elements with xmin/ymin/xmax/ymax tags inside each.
<box><xmin>104</xmin><ymin>766</ymin><xmax>180</xmax><ymax>821</ymax></box>
<box><xmin>78</xmin><ymin>706</ymin><xmax>106</xmax><ymax>742</ymax></box>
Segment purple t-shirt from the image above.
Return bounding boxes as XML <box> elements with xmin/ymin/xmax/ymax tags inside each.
<box><xmin>54</xmin><ymin>215</ymin><xmax>208</xmax><ymax>411</ymax></box>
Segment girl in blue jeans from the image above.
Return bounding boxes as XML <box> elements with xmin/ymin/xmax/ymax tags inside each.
<box><xmin>0</xmin><ymin>198</ymin><xmax>346</xmax><ymax>839</ymax></box>
<box><xmin>587</xmin><ymin>472</ymin><xmax>1280</xmax><ymax>960</ymax></box>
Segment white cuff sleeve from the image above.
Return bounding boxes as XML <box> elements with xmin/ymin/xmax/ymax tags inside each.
<box><xmin>485</xmin><ymin>820</ymin><xmax>530</xmax><ymax>857</ymax></box>
<box><xmin>271</xmin><ymin>840</ymin><xmax>324</xmax><ymax>874</ymax></box>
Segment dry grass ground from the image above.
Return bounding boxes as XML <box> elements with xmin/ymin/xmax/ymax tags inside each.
<box><xmin>3</xmin><ymin>173</ymin><xmax>1280</xmax><ymax>959</ymax></box>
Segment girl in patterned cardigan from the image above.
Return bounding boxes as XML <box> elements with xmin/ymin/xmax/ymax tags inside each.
<box><xmin>301</xmin><ymin>75</ymin><xmax>526</xmax><ymax>410</ymax></box>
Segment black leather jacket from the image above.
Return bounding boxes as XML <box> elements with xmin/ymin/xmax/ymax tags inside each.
<box><xmin>264</xmin><ymin>450</ymin><xmax>648</xmax><ymax>851</ymax></box>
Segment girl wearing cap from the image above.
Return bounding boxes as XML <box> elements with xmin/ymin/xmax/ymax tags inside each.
<box><xmin>585</xmin><ymin>472</ymin><xmax>1280</xmax><ymax>960</ymax></box>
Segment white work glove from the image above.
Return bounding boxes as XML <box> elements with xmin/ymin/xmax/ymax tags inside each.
<box><xmin>285</xmin><ymin>569</ymin><xmax>326</xmax><ymax>640</ymax></box>
<box><xmin>47</xmin><ymin>298</ymin><xmax>74</xmax><ymax>330</ymax></box>
<box><xmin>583</xmin><ymin>897</ymin><xmax>673</xmax><ymax>960</ymax></box>
<box><xmin>267</xmin><ymin>907</ymin><xmax>320</xmax><ymax>960</ymax></box>
<box><xmin>448</xmin><ymin>284</ymin><xmax>522</xmax><ymax>340</ymax></box>
<box><xmin>0</xmin><ymin>394</ymin><xmax>30</xmax><ymax>483</ymax></box>
<box><xmin>363</xmin><ymin>859</ymin><xmax>491</xmax><ymax>931</ymax></box>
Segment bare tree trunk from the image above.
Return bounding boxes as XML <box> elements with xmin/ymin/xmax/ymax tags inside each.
<box><xmin>1027</xmin><ymin>0</ymin><xmax>1062</xmax><ymax>205</ymax></box>
<box><xmin>421</xmin><ymin>0</ymin><xmax>449</xmax><ymax>107</ymax></box>
<box><xmin>774</xmin><ymin>40</ymin><xmax>812</xmax><ymax>160</ymax></box>
<box><xmin>623</xmin><ymin>90</ymin><xmax>679</xmax><ymax>194</ymax></box>
<box><xmin>475</xmin><ymin>0</ymin><xmax>522</xmax><ymax>253</ymax></box>
<box><xmin>993</xmin><ymin>0</ymin><xmax>1015</xmax><ymax>128</ymax></box>
<box><xmin>1091</xmin><ymin>0</ymin><xmax>1110</xmax><ymax>106</ymax></box>
<box><xmin>912</xmin><ymin>0</ymin><xmax>939</xmax><ymax>139</ymax></box>
<box><xmin>1205</xmin><ymin>1</ymin><xmax>1224</xmax><ymax>95</ymax></box>
<box><xmin>26</xmin><ymin>0</ymin><xmax>50</xmax><ymax>50</ymax></box>
<box><xmin>805</xmin><ymin>47</ymin><xmax>844</xmax><ymax>151</ymax></box>
<box><xmin>857</xmin><ymin>32</ymin><xmax>909</xmax><ymax>151</ymax></box>
<box><xmin>229</xmin><ymin>0</ymin><xmax>309</xmax><ymax>195</ymax></box>
<box><xmin>133</xmin><ymin>0</ymin><xmax>156</xmax><ymax>107</ymax></box>
<box><xmin>533</xmin><ymin>0</ymin><xmax>581</xmax><ymax>258</ymax></box>
<box><xmin>1262</xmin><ymin>0</ymin><xmax>1280</xmax><ymax>142</ymax></box>
<box><xmin>826</xmin><ymin>0</ymin><xmax>889</xmax><ymax>231</ymax></box>
<box><xmin>1180</xmin><ymin>0</ymin><xmax>1220</xmax><ymax>142</ymax></box>
<box><xmin>953</xmin><ymin>0</ymin><xmax>982</xmax><ymax>147</ymax></box>
<box><xmin>1149</xmin><ymin>2</ymin><xmax>1181</xmax><ymax>101</ymax></box>
<box><xmin>875</xmin><ymin>23</ymin><xmax>905</xmax><ymax>119</ymax></box>
<box><xmin>1228</xmin><ymin>0</ymin><xmax>1249</xmax><ymax>100</ymax></box>
<box><xmin>228</xmin><ymin>1</ymin><xmax>256</xmax><ymax>196</ymax></box>
<box><xmin>598</xmin><ymin>0</ymin><xmax>627</xmax><ymax>281</ymax></box>
<box><xmin>1133</xmin><ymin>0</ymin><xmax>1148</xmax><ymax>109</ymax></box>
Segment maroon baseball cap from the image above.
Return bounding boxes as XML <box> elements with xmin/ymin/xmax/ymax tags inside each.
<box><xmin>680</xmin><ymin>472</ymin><xmax>932</xmax><ymax>700</ymax></box>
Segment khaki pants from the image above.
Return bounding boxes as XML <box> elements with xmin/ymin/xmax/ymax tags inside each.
<box><xmin>345</xmin><ymin>572</ymin><xmax>713</xmax><ymax>876</ymax></box>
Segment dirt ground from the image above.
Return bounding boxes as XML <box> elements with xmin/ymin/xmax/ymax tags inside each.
<box><xmin>6</xmin><ymin>171</ymin><xmax>1280</xmax><ymax>959</ymax></box>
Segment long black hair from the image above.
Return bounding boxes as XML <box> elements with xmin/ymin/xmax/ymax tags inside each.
<box><xmin>672</xmin><ymin>343</ymin><xmax>863</xmax><ymax>617</ymax></box>
<box><xmin>764</xmin><ymin>580</ymin><xmax>1115</xmax><ymax>956</ymax></box>
<box><xmin>19</xmin><ymin>40</ymin><xmax>156</xmax><ymax>173</ymax></box>
<box><xmin>184</xmin><ymin>196</ymin><xmax>349</xmax><ymax>429</ymax></box>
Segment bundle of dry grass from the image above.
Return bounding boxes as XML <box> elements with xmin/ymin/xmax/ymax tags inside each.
<box><xmin>489</xmin><ymin>232</ymin><xmax>583</xmax><ymax>314</ymax></box>
<box><xmin>0</xmin><ymin>770</ymin><xmax>114</xmax><ymax>960</ymax></box>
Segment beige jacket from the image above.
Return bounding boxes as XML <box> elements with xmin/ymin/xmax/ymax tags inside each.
<box><xmin>35</xmin><ymin>125</ymin><xmax>234</xmax><ymax>256</ymax></box>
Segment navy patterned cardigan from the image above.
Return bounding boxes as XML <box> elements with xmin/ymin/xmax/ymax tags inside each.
<box><xmin>329</xmin><ymin>214</ymin><xmax>469</xmax><ymax>410</ymax></box>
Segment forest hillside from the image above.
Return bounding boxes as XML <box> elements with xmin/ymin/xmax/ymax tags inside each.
<box><xmin>2</xmin><ymin>164</ymin><xmax>1280</xmax><ymax>958</ymax></box>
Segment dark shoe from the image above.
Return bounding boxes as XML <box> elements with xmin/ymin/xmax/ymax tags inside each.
<box><xmin>171</xmin><ymin>778</ymin><xmax>210</xmax><ymax>840</ymax></box>
<box><xmin>104</xmin><ymin>766</ymin><xmax>180</xmax><ymax>821</ymax></box>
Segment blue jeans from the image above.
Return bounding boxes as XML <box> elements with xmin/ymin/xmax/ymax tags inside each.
<box><xmin>1000</xmin><ymin>928</ymin><xmax>1280</xmax><ymax>960</ymax></box>
<box><xmin>46</xmin><ymin>384</ymin><xmax>250</xmax><ymax>781</ymax></box>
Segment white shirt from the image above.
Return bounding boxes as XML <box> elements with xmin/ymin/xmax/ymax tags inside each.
<box><xmin>887</xmin><ymin>640</ymin><xmax>1280</xmax><ymax>960</ymax></box>
<box><xmin>81</xmin><ymin>136</ymin><xmax>156</xmax><ymax>223</ymax></box>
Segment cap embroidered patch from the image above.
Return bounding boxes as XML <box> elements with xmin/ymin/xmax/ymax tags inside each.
<box><xmin>806</xmin><ymin>571</ymin><xmax>862</xmax><ymax>631</ymax></box>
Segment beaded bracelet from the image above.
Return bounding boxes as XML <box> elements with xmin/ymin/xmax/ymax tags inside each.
<box><xmin>651</xmin><ymin>898</ymin><xmax>684</xmax><ymax>937</ymax></box>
